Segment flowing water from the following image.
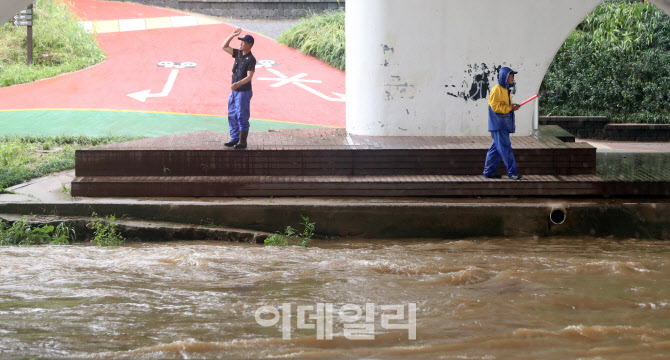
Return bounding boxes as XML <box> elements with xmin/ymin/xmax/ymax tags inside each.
<box><xmin>1</xmin><ymin>238</ymin><xmax>670</xmax><ymax>359</ymax></box>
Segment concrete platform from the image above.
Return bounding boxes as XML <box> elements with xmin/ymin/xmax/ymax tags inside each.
<box><xmin>72</xmin><ymin>129</ymin><xmax>601</xmax><ymax>197</ymax></box>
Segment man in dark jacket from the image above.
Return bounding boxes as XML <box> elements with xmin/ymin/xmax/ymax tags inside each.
<box><xmin>483</xmin><ymin>67</ymin><xmax>522</xmax><ymax>180</ymax></box>
<box><xmin>222</xmin><ymin>28</ymin><xmax>257</xmax><ymax>149</ymax></box>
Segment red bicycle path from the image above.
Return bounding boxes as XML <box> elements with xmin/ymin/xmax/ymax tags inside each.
<box><xmin>0</xmin><ymin>0</ymin><xmax>345</xmax><ymax>136</ymax></box>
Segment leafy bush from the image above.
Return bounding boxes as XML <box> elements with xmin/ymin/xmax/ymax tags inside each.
<box><xmin>0</xmin><ymin>0</ymin><xmax>106</xmax><ymax>87</ymax></box>
<box><xmin>0</xmin><ymin>217</ymin><xmax>76</xmax><ymax>245</ymax></box>
<box><xmin>264</xmin><ymin>215</ymin><xmax>316</xmax><ymax>247</ymax></box>
<box><xmin>90</xmin><ymin>212</ymin><xmax>125</xmax><ymax>246</ymax></box>
<box><xmin>541</xmin><ymin>1</ymin><xmax>670</xmax><ymax>123</ymax></box>
<box><xmin>278</xmin><ymin>10</ymin><xmax>345</xmax><ymax>70</ymax></box>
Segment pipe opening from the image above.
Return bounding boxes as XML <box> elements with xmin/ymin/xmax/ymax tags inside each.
<box><xmin>550</xmin><ymin>208</ymin><xmax>566</xmax><ymax>225</ymax></box>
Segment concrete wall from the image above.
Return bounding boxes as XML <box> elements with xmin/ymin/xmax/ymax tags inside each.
<box><xmin>346</xmin><ymin>0</ymin><xmax>670</xmax><ymax>137</ymax></box>
<box><xmin>1</xmin><ymin>201</ymin><xmax>668</xmax><ymax>239</ymax></box>
<box><xmin>179</xmin><ymin>0</ymin><xmax>344</xmax><ymax>19</ymax></box>
<box><xmin>0</xmin><ymin>0</ymin><xmax>33</xmax><ymax>24</ymax></box>
<box><xmin>106</xmin><ymin>0</ymin><xmax>344</xmax><ymax>19</ymax></box>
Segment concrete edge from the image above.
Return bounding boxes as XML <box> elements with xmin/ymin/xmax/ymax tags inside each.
<box><xmin>0</xmin><ymin>201</ymin><xmax>668</xmax><ymax>240</ymax></box>
<box><xmin>0</xmin><ymin>213</ymin><xmax>270</xmax><ymax>244</ymax></box>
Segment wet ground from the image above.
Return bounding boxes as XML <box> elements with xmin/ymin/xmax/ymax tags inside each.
<box><xmin>0</xmin><ymin>0</ymin><xmax>345</xmax><ymax>137</ymax></box>
<box><xmin>597</xmin><ymin>151</ymin><xmax>670</xmax><ymax>181</ymax></box>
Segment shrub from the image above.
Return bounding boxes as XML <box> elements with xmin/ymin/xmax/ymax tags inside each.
<box><xmin>90</xmin><ymin>212</ymin><xmax>125</xmax><ymax>246</ymax></box>
<box><xmin>541</xmin><ymin>1</ymin><xmax>670</xmax><ymax>123</ymax></box>
<box><xmin>0</xmin><ymin>217</ymin><xmax>76</xmax><ymax>245</ymax></box>
<box><xmin>278</xmin><ymin>10</ymin><xmax>345</xmax><ymax>70</ymax></box>
<box><xmin>264</xmin><ymin>215</ymin><xmax>316</xmax><ymax>247</ymax></box>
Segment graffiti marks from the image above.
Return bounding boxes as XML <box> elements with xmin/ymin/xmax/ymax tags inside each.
<box><xmin>384</xmin><ymin>75</ymin><xmax>416</xmax><ymax>101</ymax></box>
<box><xmin>381</xmin><ymin>44</ymin><xmax>396</xmax><ymax>67</ymax></box>
<box><xmin>446</xmin><ymin>63</ymin><xmax>509</xmax><ymax>102</ymax></box>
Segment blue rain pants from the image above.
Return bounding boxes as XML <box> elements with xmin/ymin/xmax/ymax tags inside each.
<box><xmin>483</xmin><ymin>129</ymin><xmax>518</xmax><ymax>178</ymax></box>
<box><xmin>227</xmin><ymin>90</ymin><xmax>253</xmax><ymax>141</ymax></box>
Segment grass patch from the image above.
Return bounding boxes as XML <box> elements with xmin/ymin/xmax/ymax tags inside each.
<box><xmin>278</xmin><ymin>10</ymin><xmax>345</xmax><ymax>70</ymax></box>
<box><xmin>264</xmin><ymin>215</ymin><xmax>316</xmax><ymax>247</ymax></box>
<box><xmin>0</xmin><ymin>0</ymin><xmax>106</xmax><ymax>87</ymax></box>
<box><xmin>0</xmin><ymin>135</ymin><xmax>142</xmax><ymax>192</ymax></box>
<box><xmin>90</xmin><ymin>212</ymin><xmax>125</xmax><ymax>246</ymax></box>
<box><xmin>0</xmin><ymin>217</ymin><xmax>76</xmax><ymax>245</ymax></box>
<box><xmin>0</xmin><ymin>213</ymin><xmax>126</xmax><ymax>246</ymax></box>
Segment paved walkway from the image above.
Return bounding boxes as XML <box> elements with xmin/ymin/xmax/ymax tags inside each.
<box><xmin>579</xmin><ymin>139</ymin><xmax>670</xmax><ymax>152</ymax></box>
<box><xmin>0</xmin><ymin>0</ymin><xmax>345</xmax><ymax>137</ymax></box>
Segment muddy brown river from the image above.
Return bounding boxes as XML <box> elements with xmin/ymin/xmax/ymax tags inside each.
<box><xmin>1</xmin><ymin>238</ymin><xmax>669</xmax><ymax>359</ymax></box>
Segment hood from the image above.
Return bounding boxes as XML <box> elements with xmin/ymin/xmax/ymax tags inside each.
<box><xmin>498</xmin><ymin>67</ymin><xmax>514</xmax><ymax>89</ymax></box>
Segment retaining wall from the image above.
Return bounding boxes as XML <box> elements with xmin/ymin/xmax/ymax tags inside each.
<box><xmin>1</xmin><ymin>201</ymin><xmax>668</xmax><ymax>239</ymax></box>
<box><xmin>108</xmin><ymin>0</ymin><xmax>344</xmax><ymax>19</ymax></box>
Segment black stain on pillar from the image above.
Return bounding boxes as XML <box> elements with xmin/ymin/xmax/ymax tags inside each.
<box><xmin>446</xmin><ymin>63</ymin><xmax>513</xmax><ymax>101</ymax></box>
<box><xmin>468</xmin><ymin>69</ymin><xmax>490</xmax><ymax>101</ymax></box>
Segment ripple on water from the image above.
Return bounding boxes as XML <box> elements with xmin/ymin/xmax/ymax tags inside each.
<box><xmin>1</xmin><ymin>239</ymin><xmax>670</xmax><ymax>359</ymax></box>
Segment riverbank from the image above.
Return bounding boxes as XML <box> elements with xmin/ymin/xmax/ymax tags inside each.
<box><xmin>1</xmin><ymin>170</ymin><xmax>669</xmax><ymax>240</ymax></box>
<box><xmin>0</xmin><ymin>213</ymin><xmax>269</xmax><ymax>244</ymax></box>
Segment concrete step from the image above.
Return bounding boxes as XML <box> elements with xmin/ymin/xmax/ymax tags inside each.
<box><xmin>72</xmin><ymin>174</ymin><xmax>608</xmax><ymax>197</ymax></box>
<box><xmin>74</xmin><ymin>130</ymin><xmax>596</xmax><ymax>177</ymax></box>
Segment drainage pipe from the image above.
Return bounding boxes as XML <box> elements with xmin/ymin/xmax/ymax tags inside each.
<box><xmin>550</xmin><ymin>207</ymin><xmax>567</xmax><ymax>225</ymax></box>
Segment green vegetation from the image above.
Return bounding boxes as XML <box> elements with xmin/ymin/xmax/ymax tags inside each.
<box><xmin>278</xmin><ymin>10</ymin><xmax>345</xmax><ymax>70</ymax></box>
<box><xmin>90</xmin><ymin>212</ymin><xmax>125</xmax><ymax>246</ymax></box>
<box><xmin>0</xmin><ymin>213</ymin><xmax>126</xmax><ymax>246</ymax></box>
<box><xmin>0</xmin><ymin>0</ymin><xmax>106</xmax><ymax>87</ymax></box>
<box><xmin>264</xmin><ymin>215</ymin><xmax>316</xmax><ymax>247</ymax></box>
<box><xmin>0</xmin><ymin>135</ymin><xmax>141</xmax><ymax>193</ymax></box>
<box><xmin>0</xmin><ymin>217</ymin><xmax>76</xmax><ymax>245</ymax></box>
<box><xmin>541</xmin><ymin>1</ymin><xmax>670</xmax><ymax>123</ymax></box>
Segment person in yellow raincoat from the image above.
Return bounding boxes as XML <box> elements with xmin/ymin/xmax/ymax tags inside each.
<box><xmin>483</xmin><ymin>67</ymin><xmax>522</xmax><ymax>180</ymax></box>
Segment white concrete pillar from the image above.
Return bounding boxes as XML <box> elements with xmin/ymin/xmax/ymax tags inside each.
<box><xmin>346</xmin><ymin>0</ymin><xmax>604</xmax><ymax>136</ymax></box>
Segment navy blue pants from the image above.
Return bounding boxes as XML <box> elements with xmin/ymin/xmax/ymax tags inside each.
<box><xmin>227</xmin><ymin>90</ymin><xmax>253</xmax><ymax>141</ymax></box>
<box><xmin>483</xmin><ymin>129</ymin><xmax>518</xmax><ymax>178</ymax></box>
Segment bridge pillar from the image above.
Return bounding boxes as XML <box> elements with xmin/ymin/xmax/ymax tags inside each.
<box><xmin>346</xmin><ymin>0</ymin><xmax>605</xmax><ymax>136</ymax></box>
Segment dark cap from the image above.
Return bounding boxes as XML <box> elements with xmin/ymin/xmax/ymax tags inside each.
<box><xmin>238</xmin><ymin>34</ymin><xmax>255</xmax><ymax>45</ymax></box>
<box><xmin>510</xmin><ymin>69</ymin><xmax>518</xmax><ymax>75</ymax></box>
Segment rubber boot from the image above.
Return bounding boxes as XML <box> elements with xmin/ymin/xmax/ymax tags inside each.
<box><xmin>223</xmin><ymin>140</ymin><xmax>238</xmax><ymax>147</ymax></box>
<box><xmin>234</xmin><ymin>131</ymin><xmax>248</xmax><ymax>149</ymax></box>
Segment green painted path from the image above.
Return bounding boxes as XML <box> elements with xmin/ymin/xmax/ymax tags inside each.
<box><xmin>0</xmin><ymin>110</ymin><xmax>330</xmax><ymax>137</ymax></box>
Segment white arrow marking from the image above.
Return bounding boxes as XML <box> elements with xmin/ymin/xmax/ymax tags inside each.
<box><xmin>258</xmin><ymin>68</ymin><xmax>345</xmax><ymax>102</ymax></box>
<box><xmin>127</xmin><ymin>69</ymin><xmax>179</xmax><ymax>102</ymax></box>
<box><xmin>292</xmin><ymin>82</ymin><xmax>346</xmax><ymax>102</ymax></box>
<box><xmin>259</xmin><ymin>68</ymin><xmax>322</xmax><ymax>88</ymax></box>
